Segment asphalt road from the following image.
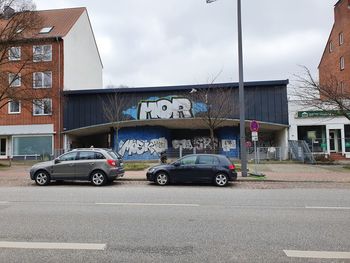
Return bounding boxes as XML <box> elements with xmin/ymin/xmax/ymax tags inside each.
<box><xmin>0</xmin><ymin>185</ymin><xmax>349</xmax><ymax>262</ymax></box>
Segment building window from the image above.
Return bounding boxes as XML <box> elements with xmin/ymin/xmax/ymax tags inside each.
<box><xmin>9</xmin><ymin>73</ymin><xmax>21</xmax><ymax>87</ymax></box>
<box><xmin>340</xmin><ymin>81</ymin><xmax>344</xmax><ymax>93</ymax></box>
<box><xmin>33</xmin><ymin>98</ymin><xmax>52</xmax><ymax>116</ymax></box>
<box><xmin>39</xmin><ymin>26</ymin><xmax>53</xmax><ymax>34</ymax></box>
<box><xmin>12</xmin><ymin>135</ymin><xmax>53</xmax><ymax>156</ymax></box>
<box><xmin>329</xmin><ymin>41</ymin><xmax>333</xmax><ymax>52</ymax></box>
<box><xmin>8</xmin><ymin>100</ymin><xmax>21</xmax><ymax>114</ymax></box>
<box><xmin>340</xmin><ymin>56</ymin><xmax>345</xmax><ymax>70</ymax></box>
<box><xmin>339</xmin><ymin>32</ymin><xmax>344</xmax><ymax>45</ymax></box>
<box><xmin>8</xmin><ymin>47</ymin><xmax>21</xmax><ymax>61</ymax></box>
<box><xmin>33</xmin><ymin>71</ymin><xmax>52</xmax><ymax>88</ymax></box>
<box><xmin>33</xmin><ymin>45</ymin><xmax>52</xmax><ymax>62</ymax></box>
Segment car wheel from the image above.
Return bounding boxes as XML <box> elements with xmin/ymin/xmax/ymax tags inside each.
<box><xmin>34</xmin><ymin>170</ymin><xmax>50</xmax><ymax>186</ymax></box>
<box><xmin>214</xmin><ymin>173</ymin><xmax>228</xmax><ymax>187</ymax></box>
<box><xmin>91</xmin><ymin>170</ymin><xmax>107</xmax><ymax>186</ymax></box>
<box><xmin>155</xmin><ymin>172</ymin><xmax>169</xmax><ymax>186</ymax></box>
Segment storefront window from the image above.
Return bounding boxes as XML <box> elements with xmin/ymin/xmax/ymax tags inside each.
<box><xmin>345</xmin><ymin>125</ymin><xmax>350</xmax><ymax>152</ymax></box>
<box><xmin>297</xmin><ymin>126</ymin><xmax>327</xmax><ymax>152</ymax></box>
<box><xmin>12</xmin><ymin>136</ymin><xmax>52</xmax><ymax>156</ymax></box>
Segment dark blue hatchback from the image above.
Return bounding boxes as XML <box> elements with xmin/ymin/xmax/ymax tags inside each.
<box><xmin>146</xmin><ymin>154</ymin><xmax>237</xmax><ymax>187</ymax></box>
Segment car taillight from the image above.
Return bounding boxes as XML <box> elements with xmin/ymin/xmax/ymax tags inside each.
<box><xmin>107</xmin><ymin>159</ymin><xmax>116</xmax><ymax>167</ymax></box>
<box><xmin>229</xmin><ymin>164</ymin><xmax>235</xmax><ymax>170</ymax></box>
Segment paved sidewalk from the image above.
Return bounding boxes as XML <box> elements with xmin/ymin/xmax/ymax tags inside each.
<box><xmin>121</xmin><ymin>163</ymin><xmax>350</xmax><ymax>183</ymax></box>
<box><xmin>0</xmin><ymin>163</ymin><xmax>349</xmax><ymax>187</ymax></box>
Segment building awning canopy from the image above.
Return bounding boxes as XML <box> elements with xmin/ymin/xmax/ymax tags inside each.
<box><xmin>64</xmin><ymin>118</ymin><xmax>288</xmax><ymax>137</ymax></box>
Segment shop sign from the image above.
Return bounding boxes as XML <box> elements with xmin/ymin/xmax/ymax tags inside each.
<box><xmin>296</xmin><ymin>110</ymin><xmax>349</xmax><ymax>118</ymax></box>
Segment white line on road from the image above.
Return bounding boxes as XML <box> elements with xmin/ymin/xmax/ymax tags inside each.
<box><xmin>305</xmin><ymin>206</ymin><xmax>350</xmax><ymax>210</ymax></box>
<box><xmin>0</xmin><ymin>241</ymin><xmax>106</xmax><ymax>250</ymax></box>
<box><xmin>95</xmin><ymin>202</ymin><xmax>200</xmax><ymax>207</ymax></box>
<box><xmin>284</xmin><ymin>250</ymin><xmax>350</xmax><ymax>259</ymax></box>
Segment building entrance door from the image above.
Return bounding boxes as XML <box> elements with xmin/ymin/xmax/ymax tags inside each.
<box><xmin>329</xmin><ymin>130</ymin><xmax>340</xmax><ymax>152</ymax></box>
<box><xmin>0</xmin><ymin>138</ymin><xmax>7</xmax><ymax>158</ymax></box>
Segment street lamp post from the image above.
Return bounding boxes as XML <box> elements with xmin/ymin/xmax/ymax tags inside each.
<box><xmin>206</xmin><ymin>0</ymin><xmax>247</xmax><ymax>176</ymax></box>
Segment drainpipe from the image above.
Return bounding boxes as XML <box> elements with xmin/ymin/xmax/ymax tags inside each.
<box><xmin>56</xmin><ymin>37</ymin><xmax>62</xmax><ymax>153</ymax></box>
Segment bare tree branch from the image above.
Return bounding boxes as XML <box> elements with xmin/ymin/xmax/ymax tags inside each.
<box><xmin>291</xmin><ymin>65</ymin><xmax>350</xmax><ymax>120</ymax></box>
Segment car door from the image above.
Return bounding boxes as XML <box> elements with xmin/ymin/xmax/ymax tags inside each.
<box><xmin>51</xmin><ymin>152</ymin><xmax>77</xmax><ymax>179</ymax></box>
<box><xmin>171</xmin><ymin>155</ymin><xmax>198</xmax><ymax>182</ymax></box>
<box><xmin>74</xmin><ymin>151</ymin><xmax>101</xmax><ymax>180</ymax></box>
<box><xmin>195</xmin><ymin>155</ymin><xmax>219</xmax><ymax>182</ymax></box>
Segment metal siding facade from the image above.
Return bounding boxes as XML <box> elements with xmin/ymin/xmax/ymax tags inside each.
<box><xmin>63</xmin><ymin>82</ymin><xmax>289</xmax><ymax>131</ymax></box>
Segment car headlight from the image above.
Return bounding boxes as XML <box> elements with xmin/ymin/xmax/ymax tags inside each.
<box><xmin>148</xmin><ymin>168</ymin><xmax>156</xmax><ymax>173</ymax></box>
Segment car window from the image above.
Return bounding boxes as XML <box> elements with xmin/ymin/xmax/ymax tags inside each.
<box><xmin>197</xmin><ymin>155</ymin><xmax>219</xmax><ymax>165</ymax></box>
<box><xmin>95</xmin><ymin>152</ymin><xmax>105</xmax><ymax>159</ymax></box>
<box><xmin>59</xmin><ymin>152</ymin><xmax>77</xmax><ymax>161</ymax></box>
<box><xmin>77</xmin><ymin>151</ymin><xmax>95</xmax><ymax>160</ymax></box>
<box><xmin>107</xmin><ymin>151</ymin><xmax>121</xmax><ymax>159</ymax></box>
<box><xmin>180</xmin><ymin>155</ymin><xmax>197</xmax><ymax>165</ymax></box>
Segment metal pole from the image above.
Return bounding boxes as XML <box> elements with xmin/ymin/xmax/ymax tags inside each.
<box><xmin>237</xmin><ymin>0</ymin><xmax>247</xmax><ymax>176</ymax></box>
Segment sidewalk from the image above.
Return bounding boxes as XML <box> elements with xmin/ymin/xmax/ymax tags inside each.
<box><xmin>121</xmin><ymin>163</ymin><xmax>350</xmax><ymax>183</ymax></box>
<box><xmin>0</xmin><ymin>163</ymin><xmax>349</xmax><ymax>186</ymax></box>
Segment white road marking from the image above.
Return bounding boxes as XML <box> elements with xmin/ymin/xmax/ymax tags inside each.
<box><xmin>305</xmin><ymin>206</ymin><xmax>350</xmax><ymax>210</ymax></box>
<box><xmin>96</xmin><ymin>202</ymin><xmax>200</xmax><ymax>207</ymax></box>
<box><xmin>0</xmin><ymin>241</ymin><xmax>106</xmax><ymax>250</ymax></box>
<box><xmin>284</xmin><ymin>250</ymin><xmax>350</xmax><ymax>259</ymax></box>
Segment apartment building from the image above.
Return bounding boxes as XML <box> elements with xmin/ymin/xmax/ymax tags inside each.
<box><xmin>289</xmin><ymin>0</ymin><xmax>350</xmax><ymax>159</ymax></box>
<box><xmin>0</xmin><ymin>7</ymin><xmax>102</xmax><ymax>159</ymax></box>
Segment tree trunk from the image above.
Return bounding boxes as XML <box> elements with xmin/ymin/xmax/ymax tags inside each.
<box><xmin>210</xmin><ymin>128</ymin><xmax>215</xmax><ymax>154</ymax></box>
<box><xmin>115</xmin><ymin>127</ymin><xmax>119</xmax><ymax>153</ymax></box>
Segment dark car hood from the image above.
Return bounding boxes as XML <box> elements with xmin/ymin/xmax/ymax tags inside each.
<box><xmin>149</xmin><ymin>164</ymin><xmax>173</xmax><ymax>170</ymax></box>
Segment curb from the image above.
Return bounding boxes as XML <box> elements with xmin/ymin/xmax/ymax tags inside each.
<box><xmin>119</xmin><ymin>178</ymin><xmax>350</xmax><ymax>183</ymax></box>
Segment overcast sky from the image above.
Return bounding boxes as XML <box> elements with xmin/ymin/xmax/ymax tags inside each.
<box><xmin>34</xmin><ymin>0</ymin><xmax>336</xmax><ymax>88</ymax></box>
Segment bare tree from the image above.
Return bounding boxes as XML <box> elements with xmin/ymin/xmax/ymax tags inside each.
<box><xmin>0</xmin><ymin>0</ymin><xmax>52</xmax><ymax>112</ymax></box>
<box><xmin>188</xmin><ymin>82</ymin><xmax>234</xmax><ymax>153</ymax></box>
<box><xmin>102</xmin><ymin>88</ymin><xmax>129</xmax><ymax>150</ymax></box>
<box><xmin>292</xmin><ymin>66</ymin><xmax>350</xmax><ymax>120</ymax></box>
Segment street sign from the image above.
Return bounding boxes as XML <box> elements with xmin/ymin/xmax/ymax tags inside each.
<box><xmin>252</xmin><ymin>131</ymin><xmax>258</xmax><ymax>142</ymax></box>
<box><xmin>250</xmin><ymin>120</ymin><xmax>260</xmax><ymax>132</ymax></box>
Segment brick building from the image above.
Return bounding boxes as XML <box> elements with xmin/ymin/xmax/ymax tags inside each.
<box><xmin>289</xmin><ymin>0</ymin><xmax>350</xmax><ymax>159</ymax></box>
<box><xmin>319</xmin><ymin>0</ymin><xmax>350</xmax><ymax>92</ymax></box>
<box><xmin>0</xmin><ymin>7</ymin><xmax>102</xmax><ymax>159</ymax></box>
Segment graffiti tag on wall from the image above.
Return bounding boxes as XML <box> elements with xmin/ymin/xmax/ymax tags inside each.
<box><xmin>138</xmin><ymin>97</ymin><xmax>193</xmax><ymax>120</ymax></box>
<box><xmin>172</xmin><ymin>137</ymin><xmax>219</xmax><ymax>150</ymax></box>
<box><xmin>118</xmin><ymin>137</ymin><xmax>168</xmax><ymax>156</ymax></box>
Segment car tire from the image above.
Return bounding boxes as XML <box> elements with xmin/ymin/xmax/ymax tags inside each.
<box><xmin>91</xmin><ymin>170</ymin><xmax>107</xmax><ymax>186</ymax></box>
<box><xmin>155</xmin><ymin>172</ymin><xmax>169</xmax><ymax>186</ymax></box>
<box><xmin>214</xmin><ymin>173</ymin><xmax>228</xmax><ymax>187</ymax></box>
<box><xmin>34</xmin><ymin>170</ymin><xmax>50</xmax><ymax>186</ymax></box>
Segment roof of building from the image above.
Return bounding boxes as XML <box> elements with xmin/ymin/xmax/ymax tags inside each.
<box><xmin>0</xmin><ymin>7</ymin><xmax>86</xmax><ymax>40</ymax></box>
<box><xmin>63</xmin><ymin>80</ymin><xmax>289</xmax><ymax>95</ymax></box>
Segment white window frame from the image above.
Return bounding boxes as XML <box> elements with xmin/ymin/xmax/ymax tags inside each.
<box><xmin>8</xmin><ymin>100</ymin><xmax>21</xmax><ymax>114</ymax></box>
<box><xmin>8</xmin><ymin>47</ymin><xmax>21</xmax><ymax>61</ymax></box>
<box><xmin>329</xmin><ymin>41</ymin><xmax>333</xmax><ymax>53</ymax></box>
<box><xmin>339</xmin><ymin>32</ymin><xmax>344</xmax><ymax>45</ymax></box>
<box><xmin>340</xmin><ymin>56</ymin><xmax>345</xmax><ymax>70</ymax></box>
<box><xmin>33</xmin><ymin>45</ymin><xmax>52</xmax><ymax>62</ymax></box>
<box><xmin>33</xmin><ymin>98</ymin><xmax>52</xmax><ymax>116</ymax></box>
<box><xmin>33</xmin><ymin>71</ymin><xmax>52</xmax><ymax>88</ymax></box>
<box><xmin>39</xmin><ymin>26</ymin><xmax>53</xmax><ymax>34</ymax></box>
<box><xmin>9</xmin><ymin>73</ymin><xmax>21</xmax><ymax>87</ymax></box>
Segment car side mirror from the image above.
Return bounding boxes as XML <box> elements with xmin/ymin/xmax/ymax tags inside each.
<box><xmin>173</xmin><ymin>161</ymin><xmax>180</xmax><ymax>167</ymax></box>
<box><xmin>54</xmin><ymin>158</ymin><xmax>61</xmax><ymax>164</ymax></box>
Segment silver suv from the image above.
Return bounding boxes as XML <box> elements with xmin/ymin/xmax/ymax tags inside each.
<box><xmin>30</xmin><ymin>148</ymin><xmax>124</xmax><ymax>186</ymax></box>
